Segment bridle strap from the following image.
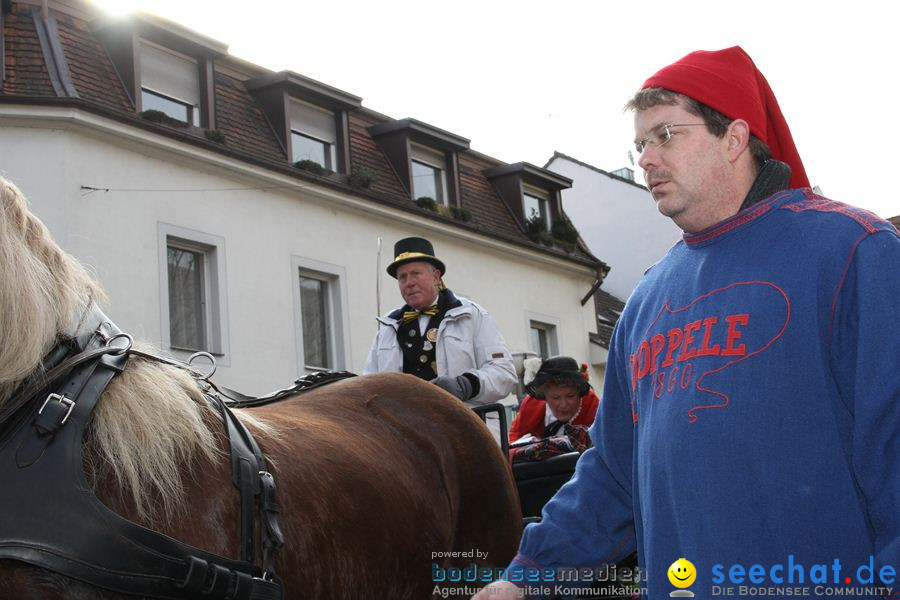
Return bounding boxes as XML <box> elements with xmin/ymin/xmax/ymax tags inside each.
<box><xmin>0</xmin><ymin>343</ymin><xmax>128</xmax><ymax>430</ymax></box>
<box><xmin>209</xmin><ymin>370</ymin><xmax>357</xmax><ymax>409</ymax></box>
<box><xmin>208</xmin><ymin>393</ymin><xmax>284</xmax><ymax>570</ymax></box>
<box><xmin>0</xmin><ymin>308</ymin><xmax>285</xmax><ymax>600</ymax></box>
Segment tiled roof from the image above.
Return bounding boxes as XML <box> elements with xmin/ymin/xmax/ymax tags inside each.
<box><xmin>2</xmin><ymin>5</ymin><xmax>54</xmax><ymax>97</ymax></box>
<box><xmin>1</xmin><ymin>0</ymin><xmax>603</xmax><ymax>268</ymax></box>
<box><xmin>348</xmin><ymin>110</ymin><xmax>412</xmax><ymax>203</ymax></box>
<box><xmin>591</xmin><ymin>289</ymin><xmax>625</xmax><ymax>348</ymax></box>
<box><xmin>213</xmin><ymin>71</ymin><xmax>285</xmax><ymax>164</ymax></box>
<box><xmin>54</xmin><ymin>9</ymin><xmax>131</xmax><ymax>111</ymax></box>
<box><xmin>458</xmin><ymin>154</ymin><xmax>526</xmax><ymax>240</ymax></box>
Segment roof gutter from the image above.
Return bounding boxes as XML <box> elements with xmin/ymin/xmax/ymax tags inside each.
<box><xmin>580</xmin><ymin>264</ymin><xmax>611</xmax><ymax>306</ymax></box>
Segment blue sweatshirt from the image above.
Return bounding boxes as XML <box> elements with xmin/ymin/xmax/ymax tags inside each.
<box><xmin>507</xmin><ymin>189</ymin><xmax>900</xmax><ymax>599</ymax></box>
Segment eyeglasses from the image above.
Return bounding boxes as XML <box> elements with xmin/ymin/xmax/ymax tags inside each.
<box><xmin>634</xmin><ymin>123</ymin><xmax>707</xmax><ymax>155</ymax></box>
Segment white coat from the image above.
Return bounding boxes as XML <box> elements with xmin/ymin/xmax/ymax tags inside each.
<box><xmin>362</xmin><ymin>294</ymin><xmax>517</xmax><ymax>407</ymax></box>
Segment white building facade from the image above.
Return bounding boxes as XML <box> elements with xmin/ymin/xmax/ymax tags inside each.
<box><xmin>0</xmin><ymin>0</ymin><xmax>606</xmax><ymax>401</ymax></box>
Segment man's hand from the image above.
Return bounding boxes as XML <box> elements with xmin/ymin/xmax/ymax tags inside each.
<box><xmin>471</xmin><ymin>580</ymin><xmax>524</xmax><ymax>599</ymax></box>
<box><xmin>430</xmin><ymin>374</ymin><xmax>475</xmax><ymax>401</ymax></box>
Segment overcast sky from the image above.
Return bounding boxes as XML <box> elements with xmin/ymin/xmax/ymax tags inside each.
<box><xmin>91</xmin><ymin>0</ymin><xmax>899</xmax><ymax>218</ymax></box>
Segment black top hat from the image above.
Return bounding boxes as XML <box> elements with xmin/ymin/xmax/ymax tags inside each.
<box><xmin>386</xmin><ymin>237</ymin><xmax>447</xmax><ymax>278</ymax></box>
<box><xmin>525</xmin><ymin>356</ymin><xmax>590</xmax><ymax>399</ymax></box>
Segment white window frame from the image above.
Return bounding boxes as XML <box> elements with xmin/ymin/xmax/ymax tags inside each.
<box><xmin>289</xmin><ymin>98</ymin><xmax>337</xmax><ymax>170</ymax></box>
<box><xmin>410</xmin><ymin>142</ymin><xmax>448</xmax><ymax>204</ymax></box>
<box><xmin>523</xmin><ymin>184</ymin><xmax>552</xmax><ymax>232</ymax></box>
<box><xmin>291</xmin><ymin>257</ymin><xmax>349</xmax><ymax>374</ymax></box>
<box><xmin>158</xmin><ymin>223</ymin><xmax>230</xmax><ymax>364</ymax></box>
<box><xmin>525</xmin><ymin>312</ymin><xmax>560</xmax><ymax>360</ymax></box>
<box><xmin>139</xmin><ymin>39</ymin><xmax>201</xmax><ymax>127</ymax></box>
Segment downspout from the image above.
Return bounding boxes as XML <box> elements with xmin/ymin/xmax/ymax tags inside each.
<box><xmin>1</xmin><ymin>0</ymin><xmax>9</xmax><ymax>84</ymax></box>
<box><xmin>580</xmin><ymin>264</ymin><xmax>611</xmax><ymax>306</ymax></box>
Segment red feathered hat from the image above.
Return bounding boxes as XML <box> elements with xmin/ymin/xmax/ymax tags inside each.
<box><xmin>642</xmin><ymin>46</ymin><xmax>810</xmax><ymax>189</ymax></box>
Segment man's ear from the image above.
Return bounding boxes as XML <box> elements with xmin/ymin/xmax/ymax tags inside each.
<box><xmin>726</xmin><ymin>118</ymin><xmax>752</xmax><ymax>163</ymax></box>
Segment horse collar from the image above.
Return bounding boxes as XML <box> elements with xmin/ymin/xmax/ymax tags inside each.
<box><xmin>0</xmin><ymin>308</ymin><xmax>284</xmax><ymax>600</ymax></box>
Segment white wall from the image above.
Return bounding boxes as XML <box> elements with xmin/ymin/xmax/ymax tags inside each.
<box><xmin>547</xmin><ymin>155</ymin><xmax>683</xmax><ymax>302</ymax></box>
<box><xmin>0</xmin><ymin>106</ymin><xmax>600</xmax><ymax>396</ymax></box>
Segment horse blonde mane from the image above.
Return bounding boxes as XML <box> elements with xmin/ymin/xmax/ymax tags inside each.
<box><xmin>0</xmin><ymin>179</ymin><xmax>102</xmax><ymax>392</ymax></box>
<box><xmin>0</xmin><ymin>177</ymin><xmax>223</xmax><ymax>522</ymax></box>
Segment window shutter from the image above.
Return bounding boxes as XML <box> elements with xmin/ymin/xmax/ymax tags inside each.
<box><xmin>140</xmin><ymin>40</ymin><xmax>200</xmax><ymax>107</ymax></box>
<box><xmin>289</xmin><ymin>99</ymin><xmax>336</xmax><ymax>143</ymax></box>
<box><xmin>410</xmin><ymin>143</ymin><xmax>446</xmax><ymax>169</ymax></box>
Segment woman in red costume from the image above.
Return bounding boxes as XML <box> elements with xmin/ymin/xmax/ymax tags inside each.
<box><xmin>508</xmin><ymin>356</ymin><xmax>599</xmax><ymax>443</ymax></box>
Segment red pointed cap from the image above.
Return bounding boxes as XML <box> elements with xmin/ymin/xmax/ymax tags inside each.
<box><xmin>642</xmin><ymin>46</ymin><xmax>810</xmax><ymax>189</ymax></box>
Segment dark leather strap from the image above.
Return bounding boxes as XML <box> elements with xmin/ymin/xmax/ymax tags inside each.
<box><xmin>15</xmin><ymin>358</ymin><xmax>100</xmax><ymax>467</ymax></box>
<box><xmin>209</xmin><ymin>393</ymin><xmax>286</xmax><ymax>567</ymax></box>
<box><xmin>0</xmin><ymin>314</ymin><xmax>285</xmax><ymax>600</ymax></box>
<box><xmin>0</xmin><ymin>343</ymin><xmax>126</xmax><ymax>430</ymax></box>
<box><xmin>211</xmin><ymin>370</ymin><xmax>356</xmax><ymax>408</ymax></box>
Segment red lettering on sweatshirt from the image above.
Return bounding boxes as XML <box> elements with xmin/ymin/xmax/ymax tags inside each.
<box><xmin>677</xmin><ymin>319</ymin><xmax>703</xmax><ymax>361</ymax></box>
<box><xmin>722</xmin><ymin>314</ymin><xmax>749</xmax><ymax>356</ymax></box>
<box><xmin>630</xmin><ymin>313</ymin><xmax>750</xmax><ymax>382</ymax></box>
<box><xmin>627</xmin><ymin>281</ymin><xmax>791</xmax><ymax>425</ymax></box>
<box><xmin>661</xmin><ymin>328</ymin><xmax>682</xmax><ymax>368</ymax></box>
<box><xmin>697</xmin><ymin>317</ymin><xmax>722</xmax><ymax>357</ymax></box>
<box><xmin>636</xmin><ymin>340</ymin><xmax>651</xmax><ymax>379</ymax></box>
<box><xmin>648</xmin><ymin>334</ymin><xmax>665</xmax><ymax>375</ymax></box>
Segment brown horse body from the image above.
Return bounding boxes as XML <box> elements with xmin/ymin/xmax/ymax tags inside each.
<box><xmin>0</xmin><ymin>371</ymin><xmax>522</xmax><ymax>599</ymax></box>
<box><xmin>0</xmin><ymin>176</ymin><xmax>521</xmax><ymax>599</ymax></box>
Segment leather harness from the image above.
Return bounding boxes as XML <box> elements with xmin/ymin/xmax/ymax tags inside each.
<box><xmin>0</xmin><ymin>307</ymin><xmax>353</xmax><ymax>599</ymax></box>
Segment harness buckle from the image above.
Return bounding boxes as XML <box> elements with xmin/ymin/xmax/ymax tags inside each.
<box><xmin>39</xmin><ymin>393</ymin><xmax>75</xmax><ymax>425</ymax></box>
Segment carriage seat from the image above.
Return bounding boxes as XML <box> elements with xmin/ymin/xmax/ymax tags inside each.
<box><xmin>512</xmin><ymin>451</ymin><xmax>580</xmax><ymax>518</ymax></box>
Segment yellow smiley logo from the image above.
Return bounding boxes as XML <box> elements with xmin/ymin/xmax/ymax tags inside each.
<box><xmin>668</xmin><ymin>558</ymin><xmax>696</xmax><ymax>588</ymax></box>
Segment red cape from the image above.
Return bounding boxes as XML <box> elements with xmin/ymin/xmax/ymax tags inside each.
<box><xmin>509</xmin><ymin>389</ymin><xmax>600</xmax><ymax>443</ymax></box>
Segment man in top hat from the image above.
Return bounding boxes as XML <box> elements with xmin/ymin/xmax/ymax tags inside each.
<box><xmin>363</xmin><ymin>237</ymin><xmax>516</xmax><ymax>410</ymax></box>
<box><xmin>474</xmin><ymin>47</ymin><xmax>900</xmax><ymax>599</ymax></box>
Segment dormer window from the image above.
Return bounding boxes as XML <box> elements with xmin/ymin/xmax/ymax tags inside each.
<box><xmin>246</xmin><ymin>71</ymin><xmax>361</xmax><ymax>174</ymax></box>
<box><xmin>369</xmin><ymin>118</ymin><xmax>469</xmax><ymax>206</ymax></box>
<box><xmin>410</xmin><ymin>143</ymin><xmax>448</xmax><ymax>203</ymax></box>
<box><xmin>523</xmin><ymin>185</ymin><xmax>551</xmax><ymax>232</ymax></box>
<box><xmin>483</xmin><ymin>162</ymin><xmax>572</xmax><ymax>233</ymax></box>
<box><xmin>92</xmin><ymin>13</ymin><xmax>225</xmax><ymax>130</ymax></box>
<box><xmin>290</xmin><ymin>98</ymin><xmax>337</xmax><ymax>170</ymax></box>
<box><xmin>139</xmin><ymin>40</ymin><xmax>200</xmax><ymax>126</ymax></box>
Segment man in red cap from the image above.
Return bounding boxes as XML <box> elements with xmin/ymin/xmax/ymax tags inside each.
<box><xmin>474</xmin><ymin>47</ymin><xmax>900</xmax><ymax>600</ymax></box>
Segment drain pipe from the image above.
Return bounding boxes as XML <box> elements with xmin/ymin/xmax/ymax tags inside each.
<box><xmin>0</xmin><ymin>0</ymin><xmax>9</xmax><ymax>83</ymax></box>
<box><xmin>580</xmin><ymin>264</ymin><xmax>611</xmax><ymax>306</ymax></box>
<box><xmin>0</xmin><ymin>2</ymin><xmax>5</xmax><ymax>84</ymax></box>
